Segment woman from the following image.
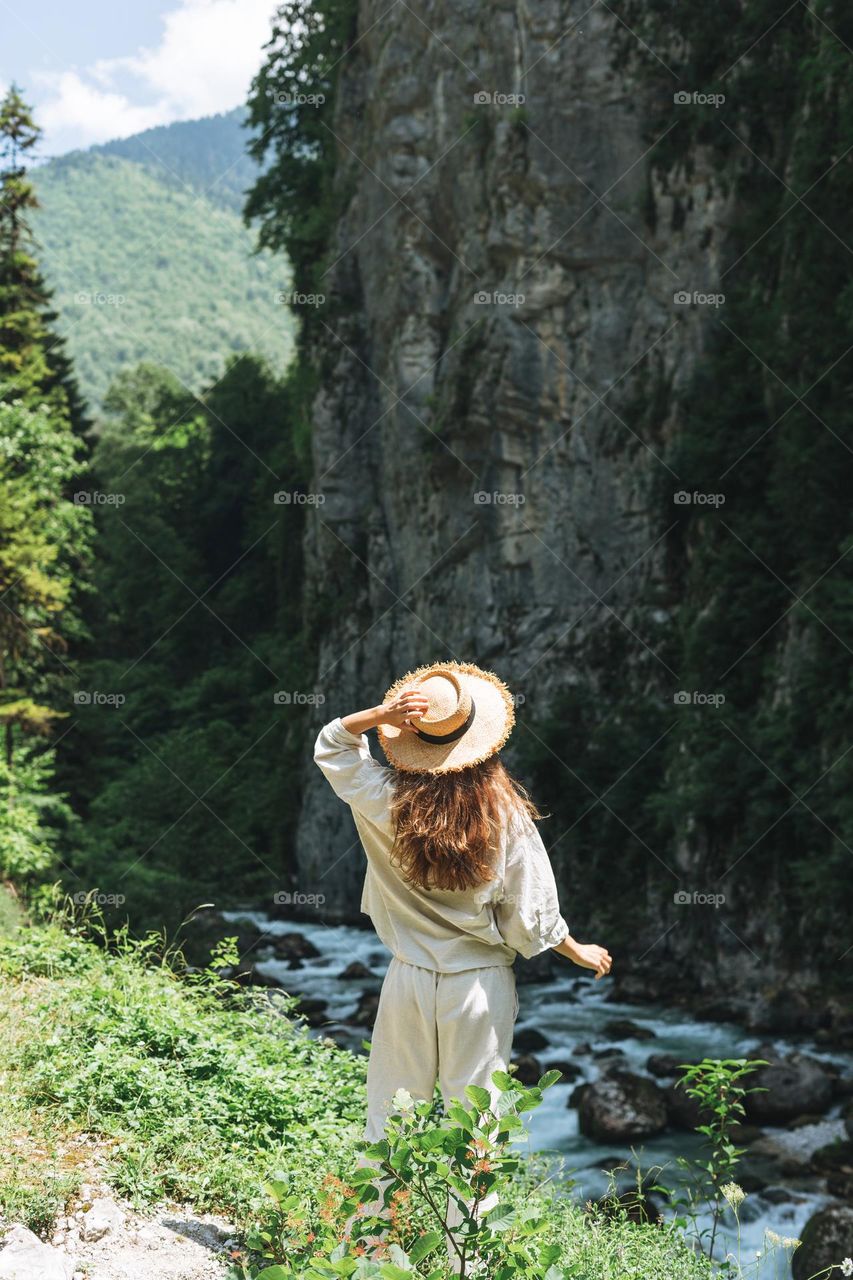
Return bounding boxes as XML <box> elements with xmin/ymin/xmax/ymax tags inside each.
<box><xmin>314</xmin><ymin>660</ymin><xmax>612</xmax><ymax>1144</ymax></box>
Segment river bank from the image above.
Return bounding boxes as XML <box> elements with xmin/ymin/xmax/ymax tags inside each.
<box><xmin>212</xmin><ymin>908</ymin><xmax>853</xmax><ymax>1278</ymax></box>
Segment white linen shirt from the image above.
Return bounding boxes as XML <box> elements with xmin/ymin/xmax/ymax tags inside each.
<box><xmin>313</xmin><ymin>717</ymin><xmax>570</xmax><ymax>973</ymax></box>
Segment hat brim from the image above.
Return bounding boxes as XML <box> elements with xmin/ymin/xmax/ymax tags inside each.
<box><xmin>377</xmin><ymin>660</ymin><xmax>516</xmax><ymax>773</ymax></box>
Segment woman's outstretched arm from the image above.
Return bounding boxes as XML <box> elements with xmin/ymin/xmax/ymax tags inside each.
<box><xmin>552</xmin><ymin>933</ymin><xmax>612</xmax><ymax>979</ymax></box>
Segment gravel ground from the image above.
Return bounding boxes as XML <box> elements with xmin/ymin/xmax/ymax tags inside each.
<box><xmin>1</xmin><ymin>1192</ymin><xmax>238</xmax><ymax>1280</ymax></box>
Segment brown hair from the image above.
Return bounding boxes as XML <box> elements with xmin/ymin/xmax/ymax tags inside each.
<box><xmin>388</xmin><ymin>756</ymin><xmax>542</xmax><ymax>892</ymax></box>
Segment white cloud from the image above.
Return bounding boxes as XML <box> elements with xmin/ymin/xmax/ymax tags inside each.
<box><xmin>33</xmin><ymin>0</ymin><xmax>277</xmax><ymax>153</ymax></box>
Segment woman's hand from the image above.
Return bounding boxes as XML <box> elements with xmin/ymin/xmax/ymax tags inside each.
<box><xmin>553</xmin><ymin>935</ymin><xmax>612</xmax><ymax>979</ymax></box>
<box><xmin>379</xmin><ymin>687</ymin><xmax>431</xmax><ymax>730</ymax></box>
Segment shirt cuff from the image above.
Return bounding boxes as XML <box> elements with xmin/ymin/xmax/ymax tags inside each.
<box><xmin>324</xmin><ymin>716</ymin><xmax>368</xmax><ymax>745</ymax></box>
<box><xmin>539</xmin><ymin>914</ymin><xmax>571</xmax><ymax>951</ymax></box>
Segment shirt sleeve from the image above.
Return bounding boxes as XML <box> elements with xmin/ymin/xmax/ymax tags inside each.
<box><xmin>493</xmin><ymin>807</ymin><xmax>570</xmax><ymax>959</ymax></box>
<box><xmin>313</xmin><ymin>717</ymin><xmax>396</xmax><ymax>833</ymax></box>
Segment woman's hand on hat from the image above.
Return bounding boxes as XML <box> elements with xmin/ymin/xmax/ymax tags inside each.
<box><xmin>380</xmin><ymin>688</ymin><xmax>431</xmax><ymax>730</ymax></box>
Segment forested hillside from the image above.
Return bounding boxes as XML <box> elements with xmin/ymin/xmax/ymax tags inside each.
<box><xmin>30</xmin><ymin>112</ymin><xmax>294</xmax><ymax>408</ymax></box>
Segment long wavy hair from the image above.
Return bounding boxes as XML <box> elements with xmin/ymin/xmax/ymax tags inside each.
<box><xmin>388</xmin><ymin>756</ymin><xmax>542</xmax><ymax>892</ymax></box>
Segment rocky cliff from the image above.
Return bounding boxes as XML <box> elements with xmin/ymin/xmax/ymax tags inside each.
<box><xmin>270</xmin><ymin>0</ymin><xmax>852</xmax><ymax>1001</ymax></box>
<box><xmin>295</xmin><ymin>3</ymin><xmax>725</xmax><ymax>908</ymax></box>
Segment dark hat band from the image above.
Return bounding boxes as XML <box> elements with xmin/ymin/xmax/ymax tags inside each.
<box><xmin>413</xmin><ymin>698</ymin><xmax>476</xmax><ymax>745</ymax></box>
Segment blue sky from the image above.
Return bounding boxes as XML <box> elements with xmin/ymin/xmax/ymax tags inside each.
<box><xmin>1</xmin><ymin>0</ymin><xmax>279</xmax><ymax>156</ymax></box>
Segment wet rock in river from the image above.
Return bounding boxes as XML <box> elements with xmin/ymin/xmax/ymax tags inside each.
<box><xmin>593</xmin><ymin>1047</ymin><xmax>627</xmax><ymax>1065</ymax></box>
<box><xmin>231</xmin><ymin>963</ymin><xmax>281</xmax><ymax>989</ymax></box>
<box><xmin>745</xmin><ymin>1048</ymin><xmax>834</xmax><ymax>1123</ymax></box>
<box><xmin>514</xmin><ymin>1027</ymin><xmax>549</xmax><ymax>1052</ymax></box>
<box><xmin>293</xmin><ymin>996</ymin><xmax>329</xmax><ymax>1027</ymax></box>
<box><xmin>602</xmin><ymin>1018</ymin><xmax>656</xmax><ymax>1041</ymax></box>
<box><xmin>646</xmin><ymin>1052</ymin><xmax>690</xmax><ymax>1078</ymax></box>
<box><xmin>511</xmin><ymin>1054</ymin><xmax>543</xmax><ymax>1086</ymax></box>
<box><xmin>350</xmin><ymin>990</ymin><xmax>381</xmax><ymax>1027</ymax></box>
<box><xmin>542</xmin><ymin>1058</ymin><xmax>582</xmax><ymax>1083</ymax></box>
<box><xmin>575</xmin><ymin>1070</ymin><xmax>668</xmax><ymax>1141</ymax></box>
<box><xmin>810</xmin><ymin>1138</ymin><xmax>853</xmax><ymax>1177</ymax></box>
<box><xmin>340</xmin><ymin>961</ymin><xmax>374</xmax><ymax>980</ymax></box>
<box><xmin>792</xmin><ymin>1203</ymin><xmax>853</xmax><ymax>1280</ymax></box>
<box><xmin>664</xmin><ymin>1082</ymin><xmax>711</xmax><ymax>1131</ymax></box>
<box><xmin>272</xmin><ymin>932</ymin><xmax>321</xmax><ymax>961</ymax></box>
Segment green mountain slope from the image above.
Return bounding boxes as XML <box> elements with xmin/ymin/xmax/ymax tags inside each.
<box><xmin>31</xmin><ymin>124</ymin><xmax>294</xmax><ymax>410</ymax></box>
<box><xmin>90</xmin><ymin>107</ymin><xmax>259</xmax><ymax>214</ymax></box>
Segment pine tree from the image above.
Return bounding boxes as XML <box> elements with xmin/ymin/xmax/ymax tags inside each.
<box><xmin>0</xmin><ymin>85</ymin><xmax>87</xmax><ymax>431</ymax></box>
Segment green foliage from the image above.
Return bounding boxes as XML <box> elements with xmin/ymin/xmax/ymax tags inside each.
<box><xmin>670</xmin><ymin>1059</ymin><xmax>766</xmax><ymax>1261</ymax></box>
<box><xmin>30</xmin><ymin>149</ymin><xmax>296</xmax><ymax>408</ymax></box>
<box><xmin>88</xmin><ymin>107</ymin><xmax>261</xmax><ymax>214</ymax></box>
<box><xmin>0</xmin><ymin>85</ymin><xmax>87</xmax><ymax>428</ymax></box>
<box><xmin>245</xmin><ymin>0</ymin><xmax>358</xmax><ymax>353</ymax></box>
<box><xmin>57</xmin><ymin>355</ymin><xmax>311</xmax><ymax>929</ymax></box>
<box><xmin>0</xmin><ymin>909</ymin><xmax>366</xmax><ymax>1219</ymax></box>
<box><xmin>234</xmin><ymin>1070</ymin><xmax>712</xmax><ymax>1280</ymax></box>
<box><xmin>0</xmin><ymin>393</ymin><xmax>92</xmax><ymax>883</ymax></box>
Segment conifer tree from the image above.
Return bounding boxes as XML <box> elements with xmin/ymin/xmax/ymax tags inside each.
<box><xmin>0</xmin><ymin>85</ymin><xmax>87</xmax><ymax>431</ymax></box>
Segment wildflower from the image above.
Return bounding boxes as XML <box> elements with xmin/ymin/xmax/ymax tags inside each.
<box><xmin>721</xmin><ymin>1182</ymin><xmax>746</xmax><ymax>1210</ymax></box>
<box><xmin>841</xmin><ymin>1259</ymin><xmax>853</xmax><ymax>1278</ymax></box>
<box><xmin>392</xmin><ymin>1088</ymin><xmax>414</xmax><ymax>1112</ymax></box>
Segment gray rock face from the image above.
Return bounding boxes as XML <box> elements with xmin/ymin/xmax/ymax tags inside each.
<box><xmin>295</xmin><ymin>0</ymin><xmax>732</xmax><ymax>922</ymax></box>
<box><xmin>576</xmin><ymin>1069</ymin><xmax>668</xmax><ymax>1140</ymax></box>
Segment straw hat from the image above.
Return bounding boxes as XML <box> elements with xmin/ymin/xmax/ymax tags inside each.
<box><xmin>377</xmin><ymin>660</ymin><xmax>516</xmax><ymax>774</ymax></box>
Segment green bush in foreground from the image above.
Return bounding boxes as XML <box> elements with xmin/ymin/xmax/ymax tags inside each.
<box><xmin>231</xmin><ymin>1072</ymin><xmax>712</xmax><ymax>1280</ymax></box>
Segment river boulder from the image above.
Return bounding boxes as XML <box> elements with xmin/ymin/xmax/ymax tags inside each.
<box><xmin>272</xmin><ymin>932</ymin><xmax>321</xmax><ymax>961</ymax></box>
<box><xmin>602</xmin><ymin>1018</ymin><xmax>656</xmax><ymax>1041</ymax></box>
<box><xmin>575</xmin><ymin>1070</ymin><xmax>668</xmax><ymax>1141</ymax></box>
<box><xmin>791</xmin><ymin>1203</ymin><xmax>853</xmax><ymax>1280</ymax></box>
<box><xmin>745</xmin><ymin>1049</ymin><xmax>834</xmax><ymax>1123</ymax></box>
<box><xmin>514</xmin><ymin>1027</ymin><xmax>549</xmax><ymax>1052</ymax></box>
<box><xmin>646</xmin><ymin>1053</ymin><xmax>690</xmax><ymax>1078</ymax></box>
<box><xmin>511</xmin><ymin>1054</ymin><xmax>543</xmax><ymax>1086</ymax></box>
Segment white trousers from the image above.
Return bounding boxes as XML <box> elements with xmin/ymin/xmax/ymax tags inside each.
<box><xmin>365</xmin><ymin>957</ymin><xmax>518</xmax><ymax>1142</ymax></box>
